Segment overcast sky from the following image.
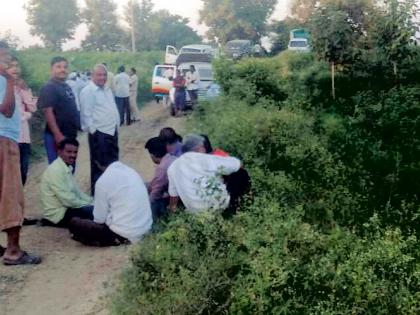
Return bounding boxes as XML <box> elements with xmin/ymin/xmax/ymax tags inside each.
<box><xmin>0</xmin><ymin>0</ymin><xmax>291</xmax><ymax>49</ymax></box>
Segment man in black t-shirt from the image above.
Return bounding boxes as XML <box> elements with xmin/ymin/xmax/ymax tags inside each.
<box><xmin>38</xmin><ymin>57</ymin><xmax>80</xmax><ymax>165</ymax></box>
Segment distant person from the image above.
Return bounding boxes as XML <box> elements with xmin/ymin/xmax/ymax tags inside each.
<box><xmin>159</xmin><ymin>127</ymin><xmax>183</xmax><ymax>157</ymax></box>
<box><xmin>37</xmin><ymin>56</ymin><xmax>80</xmax><ymax>165</ymax></box>
<box><xmin>0</xmin><ymin>41</ymin><xmax>41</xmax><ymax>265</ymax></box>
<box><xmin>186</xmin><ymin>65</ymin><xmax>200</xmax><ymax>107</ymax></box>
<box><xmin>113</xmin><ymin>65</ymin><xmax>131</xmax><ymax>125</ymax></box>
<box><xmin>172</xmin><ymin>69</ymin><xmax>186</xmax><ymax>117</ymax></box>
<box><xmin>40</xmin><ymin>138</ymin><xmax>93</xmax><ymax>227</ymax></box>
<box><xmin>80</xmin><ymin>64</ymin><xmax>120</xmax><ymax>194</ymax></box>
<box><xmin>145</xmin><ymin>137</ymin><xmax>177</xmax><ymax>219</ymax></box>
<box><xmin>69</xmin><ymin>159</ymin><xmax>153</xmax><ymax>247</ymax></box>
<box><xmin>66</xmin><ymin>72</ymin><xmax>81</xmax><ymax>111</ymax></box>
<box><xmin>6</xmin><ymin>57</ymin><xmax>37</xmax><ymax>185</ymax></box>
<box><xmin>103</xmin><ymin>63</ymin><xmax>115</xmax><ymax>93</ymax></box>
<box><xmin>167</xmin><ymin>134</ymin><xmax>241</xmax><ymax>213</ymax></box>
<box><xmin>129</xmin><ymin>67</ymin><xmax>140</xmax><ymax>122</ymax></box>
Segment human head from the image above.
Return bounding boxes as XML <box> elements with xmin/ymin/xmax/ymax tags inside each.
<box><xmin>0</xmin><ymin>41</ymin><xmax>11</xmax><ymax>73</ymax></box>
<box><xmin>118</xmin><ymin>65</ymin><xmax>125</xmax><ymax>73</ymax></box>
<box><xmin>145</xmin><ymin>137</ymin><xmax>168</xmax><ymax>164</ymax></box>
<box><xmin>176</xmin><ymin>69</ymin><xmax>182</xmax><ymax>77</ymax></box>
<box><xmin>92</xmin><ymin>64</ymin><xmax>108</xmax><ymax>87</ymax></box>
<box><xmin>190</xmin><ymin>65</ymin><xmax>196</xmax><ymax>72</ymax></box>
<box><xmin>200</xmin><ymin>134</ymin><xmax>213</xmax><ymax>154</ymax></box>
<box><xmin>129</xmin><ymin>67</ymin><xmax>136</xmax><ymax>75</ymax></box>
<box><xmin>57</xmin><ymin>138</ymin><xmax>79</xmax><ymax>166</ymax></box>
<box><xmin>50</xmin><ymin>56</ymin><xmax>69</xmax><ymax>81</ymax></box>
<box><xmin>159</xmin><ymin>127</ymin><xmax>182</xmax><ymax>154</ymax></box>
<box><xmin>182</xmin><ymin>134</ymin><xmax>206</xmax><ymax>153</ymax></box>
<box><xmin>5</xmin><ymin>56</ymin><xmax>21</xmax><ymax>81</ymax></box>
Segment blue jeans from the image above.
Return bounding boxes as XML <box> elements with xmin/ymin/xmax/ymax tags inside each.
<box><xmin>19</xmin><ymin>143</ymin><xmax>31</xmax><ymax>185</ymax></box>
<box><xmin>44</xmin><ymin>132</ymin><xmax>58</xmax><ymax>164</ymax></box>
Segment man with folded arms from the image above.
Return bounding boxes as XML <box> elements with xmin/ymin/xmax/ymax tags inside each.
<box><xmin>80</xmin><ymin>64</ymin><xmax>120</xmax><ymax>194</ymax></box>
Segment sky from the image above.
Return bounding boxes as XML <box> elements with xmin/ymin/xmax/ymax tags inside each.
<box><xmin>0</xmin><ymin>0</ymin><xmax>291</xmax><ymax>50</ymax></box>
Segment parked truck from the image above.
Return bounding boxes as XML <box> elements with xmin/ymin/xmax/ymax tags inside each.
<box><xmin>288</xmin><ymin>29</ymin><xmax>311</xmax><ymax>52</ymax></box>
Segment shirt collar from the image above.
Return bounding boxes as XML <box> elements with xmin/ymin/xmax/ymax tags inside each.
<box><xmin>57</xmin><ymin>157</ymin><xmax>74</xmax><ymax>173</ymax></box>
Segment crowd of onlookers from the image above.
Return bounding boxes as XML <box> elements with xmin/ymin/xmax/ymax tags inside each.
<box><xmin>0</xmin><ymin>40</ymin><xmax>250</xmax><ymax>266</ymax></box>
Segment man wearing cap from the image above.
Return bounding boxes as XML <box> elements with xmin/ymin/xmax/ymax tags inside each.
<box><xmin>167</xmin><ymin>134</ymin><xmax>242</xmax><ymax>213</ymax></box>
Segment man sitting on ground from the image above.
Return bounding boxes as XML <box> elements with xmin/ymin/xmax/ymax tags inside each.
<box><xmin>69</xmin><ymin>159</ymin><xmax>153</xmax><ymax>246</ymax></box>
<box><xmin>167</xmin><ymin>134</ymin><xmax>242</xmax><ymax>213</ymax></box>
<box><xmin>40</xmin><ymin>138</ymin><xmax>93</xmax><ymax>227</ymax></box>
<box><xmin>145</xmin><ymin>137</ymin><xmax>177</xmax><ymax>219</ymax></box>
<box><xmin>159</xmin><ymin>127</ymin><xmax>183</xmax><ymax>157</ymax></box>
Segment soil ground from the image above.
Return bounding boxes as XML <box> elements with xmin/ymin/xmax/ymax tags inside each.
<box><xmin>0</xmin><ymin>102</ymin><xmax>186</xmax><ymax>315</ymax></box>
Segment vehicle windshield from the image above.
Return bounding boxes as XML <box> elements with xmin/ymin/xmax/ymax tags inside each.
<box><xmin>181</xmin><ymin>48</ymin><xmax>202</xmax><ymax>53</ymax></box>
<box><xmin>226</xmin><ymin>42</ymin><xmax>248</xmax><ymax>49</ymax></box>
<box><xmin>290</xmin><ymin>40</ymin><xmax>308</xmax><ymax>48</ymax></box>
<box><xmin>198</xmin><ymin>68</ymin><xmax>213</xmax><ymax>79</ymax></box>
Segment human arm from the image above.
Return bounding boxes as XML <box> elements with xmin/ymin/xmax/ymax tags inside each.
<box><xmin>38</xmin><ymin>85</ymin><xmax>65</xmax><ymax>143</ymax></box>
<box><xmin>149</xmin><ymin>165</ymin><xmax>169</xmax><ymax>202</ymax></box>
<box><xmin>43</xmin><ymin>107</ymin><xmax>65</xmax><ymax>144</ymax></box>
<box><xmin>0</xmin><ymin>75</ymin><xmax>15</xmax><ymax>118</ymax></box>
<box><xmin>48</xmin><ymin>167</ymin><xmax>93</xmax><ymax>209</ymax></box>
<box><xmin>20</xmin><ymin>88</ymin><xmax>37</xmax><ymax>113</ymax></box>
<box><xmin>92</xmin><ymin>183</ymin><xmax>109</xmax><ymax>224</ymax></box>
<box><xmin>79</xmin><ymin>87</ymin><xmax>95</xmax><ymax>133</ymax></box>
<box><xmin>209</xmin><ymin>156</ymin><xmax>241</xmax><ymax>175</ymax></box>
<box><xmin>168</xmin><ymin>169</ymin><xmax>179</xmax><ymax>212</ymax></box>
<box><xmin>168</xmin><ymin>196</ymin><xmax>179</xmax><ymax>213</ymax></box>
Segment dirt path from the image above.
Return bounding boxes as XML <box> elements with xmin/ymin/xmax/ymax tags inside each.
<box><xmin>0</xmin><ymin>102</ymin><xmax>186</xmax><ymax>315</ymax></box>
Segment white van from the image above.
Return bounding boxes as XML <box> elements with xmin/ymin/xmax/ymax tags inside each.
<box><xmin>164</xmin><ymin>44</ymin><xmax>215</xmax><ymax>64</ymax></box>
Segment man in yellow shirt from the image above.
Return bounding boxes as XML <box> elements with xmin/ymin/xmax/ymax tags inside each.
<box><xmin>40</xmin><ymin>138</ymin><xmax>93</xmax><ymax>227</ymax></box>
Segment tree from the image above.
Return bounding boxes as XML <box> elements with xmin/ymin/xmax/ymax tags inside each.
<box><xmin>83</xmin><ymin>0</ymin><xmax>125</xmax><ymax>51</ymax></box>
<box><xmin>155</xmin><ymin>10</ymin><xmax>202</xmax><ymax>50</ymax></box>
<box><xmin>123</xmin><ymin>0</ymin><xmax>159</xmax><ymax>51</ymax></box>
<box><xmin>374</xmin><ymin>0</ymin><xmax>418</xmax><ymax>77</ymax></box>
<box><xmin>200</xmin><ymin>0</ymin><xmax>277</xmax><ymax>43</ymax></box>
<box><xmin>0</xmin><ymin>30</ymin><xmax>21</xmax><ymax>50</ymax></box>
<box><xmin>25</xmin><ymin>0</ymin><xmax>80</xmax><ymax>50</ymax></box>
<box><xmin>310</xmin><ymin>5</ymin><xmax>356</xmax><ymax>99</ymax></box>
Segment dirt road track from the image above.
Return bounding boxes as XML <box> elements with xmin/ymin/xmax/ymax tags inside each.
<box><xmin>0</xmin><ymin>103</ymin><xmax>185</xmax><ymax>315</ymax></box>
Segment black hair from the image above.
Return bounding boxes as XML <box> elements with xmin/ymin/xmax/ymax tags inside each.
<box><xmin>51</xmin><ymin>56</ymin><xmax>68</xmax><ymax>67</ymax></box>
<box><xmin>118</xmin><ymin>65</ymin><xmax>125</xmax><ymax>73</ymax></box>
<box><xmin>57</xmin><ymin>138</ymin><xmax>79</xmax><ymax>150</ymax></box>
<box><xmin>145</xmin><ymin>137</ymin><xmax>167</xmax><ymax>158</ymax></box>
<box><xmin>0</xmin><ymin>41</ymin><xmax>9</xmax><ymax>49</ymax></box>
<box><xmin>159</xmin><ymin>127</ymin><xmax>182</xmax><ymax>145</ymax></box>
<box><xmin>201</xmin><ymin>134</ymin><xmax>213</xmax><ymax>154</ymax></box>
<box><xmin>131</xmin><ymin>67</ymin><xmax>136</xmax><ymax>74</ymax></box>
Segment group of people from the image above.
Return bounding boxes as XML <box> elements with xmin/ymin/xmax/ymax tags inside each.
<box><xmin>0</xmin><ymin>40</ymin><xmax>250</xmax><ymax>266</ymax></box>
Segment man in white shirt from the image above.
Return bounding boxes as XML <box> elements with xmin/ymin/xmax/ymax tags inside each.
<box><xmin>129</xmin><ymin>67</ymin><xmax>140</xmax><ymax>122</ymax></box>
<box><xmin>79</xmin><ymin>64</ymin><xmax>120</xmax><ymax>194</ymax></box>
<box><xmin>168</xmin><ymin>134</ymin><xmax>241</xmax><ymax>213</ymax></box>
<box><xmin>113</xmin><ymin>65</ymin><xmax>131</xmax><ymax>125</ymax></box>
<box><xmin>186</xmin><ymin>65</ymin><xmax>200</xmax><ymax>106</ymax></box>
<box><xmin>69</xmin><ymin>159</ymin><xmax>153</xmax><ymax>246</ymax></box>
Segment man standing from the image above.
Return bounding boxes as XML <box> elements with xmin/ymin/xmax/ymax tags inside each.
<box><xmin>129</xmin><ymin>67</ymin><xmax>140</xmax><ymax>123</ymax></box>
<box><xmin>113</xmin><ymin>65</ymin><xmax>131</xmax><ymax>125</ymax></box>
<box><xmin>38</xmin><ymin>57</ymin><xmax>80</xmax><ymax>164</ymax></box>
<box><xmin>0</xmin><ymin>41</ymin><xmax>41</xmax><ymax>265</ymax></box>
<box><xmin>186</xmin><ymin>65</ymin><xmax>200</xmax><ymax>107</ymax></box>
<box><xmin>69</xmin><ymin>159</ymin><xmax>153</xmax><ymax>247</ymax></box>
<box><xmin>40</xmin><ymin>138</ymin><xmax>93</xmax><ymax>227</ymax></box>
<box><xmin>103</xmin><ymin>63</ymin><xmax>115</xmax><ymax>93</ymax></box>
<box><xmin>80</xmin><ymin>64</ymin><xmax>120</xmax><ymax>194</ymax></box>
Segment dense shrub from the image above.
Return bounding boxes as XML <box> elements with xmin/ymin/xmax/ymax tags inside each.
<box><xmin>112</xmin><ymin>50</ymin><xmax>420</xmax><ymax>314</ymax></box>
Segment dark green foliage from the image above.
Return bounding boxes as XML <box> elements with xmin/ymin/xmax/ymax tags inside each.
<box><xmin>112</xmin><ymin>44</ymin><xmax>420</xmax><ymax>315</ymax></box>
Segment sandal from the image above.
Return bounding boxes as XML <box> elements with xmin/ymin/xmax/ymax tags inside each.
<box><xmin>3</xmin><ymin>251</ymin><xmax>42</xmax><ymax>266</ymax></box>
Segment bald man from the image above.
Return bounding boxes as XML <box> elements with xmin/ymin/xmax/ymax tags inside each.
<box><xmin>80</xmin><ymin>65</ymin><xmax>121</xmax><ymax>194</ymax></box>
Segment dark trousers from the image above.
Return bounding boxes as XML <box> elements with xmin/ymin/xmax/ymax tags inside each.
<box><xmin>69</xmin><ymin>217</ymin><xmax>129</xmax><ymax>247</ymax></box>
<box><xmin>42</xmin><ymin>205</ymin><xmax>94</xmax><ymax>228</ymax></box>
<box><xmin>115</xmin><ymin>97</ymin><xmax>131</xmax><ymax>125</ymax></box>
<box><xmin>19</xmin><ymin>143</ymin><xmax>31</xmax><ymax>185</ymax></box>
<box><xmin>151</xmin><ymin>198</ymin><xmax>169</xmax><ymax>220</ymax></box>
<box><xmin>88</xmin><ymin>130</ymin><xmax>119</xmax><ymax>195</ymax></box>
<box><xmin>174</xmin><ymin>90</ymin><xmax>187</xmax><ymax>111</ymax></box>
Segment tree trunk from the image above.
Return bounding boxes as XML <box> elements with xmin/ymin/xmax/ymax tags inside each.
<box><xmin>392</xmin><ymin>61</ymin><xmax>397</xmax><ymax>77</ymax></box>
<box><xmin>331</xmin><ymin>62</ymin><xmax>336</xmax><ymax>100</ymax></box>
